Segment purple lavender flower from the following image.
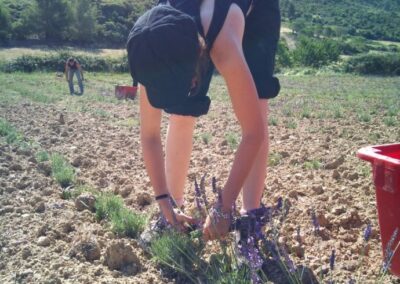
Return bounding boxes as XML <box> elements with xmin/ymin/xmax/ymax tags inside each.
<box><xmin>276</xmin><ymin>197</ymin><xmax>283</xmax><ymax>211</ymax></box>
<box><xmin>348</xmin><ymin>278</ymin><xmax>356</xmax><ymax>284</ymax></box>
<box><xmin>329</xmin><ymin>249</ymin><xmax>336</xmax><ymax>271</ymax></box>
<box><xmin>199</xmin><ymin>174</ymin><xmax>209</xmax><ymax>208</ymax></box>
<box><xmin>311</xmin><ymin>209</ymin><xmax>320</xmax><ymax>234</ymax></box>
<box><xmin>212</xmin><ymin>176</ymin><xmax>217</xmax><ymax>194</ymax></box>
<box><xmin>363</xmin><ymin>224</ymin><xmax>372</xmax><ymax>242</ymax></box>
<box><xmin>281</xmin><ymin>246</ymin><xmax>296</xmax><ymax>274</ymax></box>
<box><xmin>194</xmin><ymin>178</ymin><xmax>203</xmax><ymax>212</ymax></box>
<box><xmin>238</xmin><ymin>236</ymin><xmax>264</xmax><ymax>271</ymax></box>
<box><xmin>296</xmin><ymin>226</ymin><xmax>302</xmax><ymax>244</ymax></box>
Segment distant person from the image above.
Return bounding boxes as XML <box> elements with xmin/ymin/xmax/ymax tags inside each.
<box><xmin>65</xmin><ymin>57</ymin><xmax>84</xmax><ymax>95</ymax></box>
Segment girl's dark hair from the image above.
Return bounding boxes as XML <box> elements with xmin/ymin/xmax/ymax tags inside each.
<box><xmin>192</xmin><ymin>34</ymin><xmax>209</xmax><ymax>93</ymax></box>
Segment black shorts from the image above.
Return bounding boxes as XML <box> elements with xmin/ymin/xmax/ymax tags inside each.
<box><xmin>164</xmin><ymin>0</ymin><xmax>281</xmax><ymax>117</ymax></box>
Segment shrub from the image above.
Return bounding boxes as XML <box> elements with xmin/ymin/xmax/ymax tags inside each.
<box><xmin>276</xmin><ymin>39</ymin><xmax>293</xmax><ymax>70</ymax></box>
<box><xmin>35</xmin><ymin>151</ymin><xmax>50</xmax><ymax>162</ymax></box>
<box><xmin>51</xmin><ymin>153</ymin><xmax>75</xmax><ymax>187</ymax></box>
<box><xmin>2</xmin><ymin>52</ymin><xmax>129</xmax><ymax>73</ymax></box>
<box><xmin>95</xmin><ymin>192</ymin><xmax>146</xmax><ymax>238</ymax></box>
<box><xmin>292</xmin><ymin>37</ymin><xmax>341</xmax><ymax>67</ymax></box>
<box><xmin>344</xmin><ymin>53</ymin><xmax>400</xmax><ymax>75</ymax></box>
<box><xmin>150</xmin><ymin>230</ymin><xmax>201</xmax><ymax>281</ymax></box>
<box><xmin>111</xmin><ymin>207</ymin><xmax>146</xmax><ymax>238</ymax></box>
<box><xmin>340</xmin><ymin>37</ymin><xmax>369</xmax><ymax>55</ymax></box>
<box><xmin>95</xmin><ymin>192</ymin><xmax>124</xmax><ymax>221</ymax></box>
<box><xmin>0</xmin><ymin>118</ymin><xmax>23</xmax><ymax>144</ymax></box>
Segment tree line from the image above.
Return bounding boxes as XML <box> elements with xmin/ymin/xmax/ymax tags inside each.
<box><xmin>281</xmin><ymin>0</ymin><xmax>400</xmax><ymax>42</ymax></box>
<box><xmin>0</xmin><ymin>0</ymin><xmax>156</xmax><ymax>46</ymax></box>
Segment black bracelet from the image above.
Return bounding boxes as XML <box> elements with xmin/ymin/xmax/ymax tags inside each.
<box><xmin>155</xmin><ymin>193</ymin><xmax>170</xmax><ymax>201</ymax></box>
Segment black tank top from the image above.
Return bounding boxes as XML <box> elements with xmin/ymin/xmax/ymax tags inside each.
<box><xmin>158</xmin><ymin>0</ymin><xmax>252</xmax><ymax>52</ymax></box>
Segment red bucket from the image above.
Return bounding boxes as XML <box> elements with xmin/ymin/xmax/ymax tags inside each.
<box><xmin>115</xmin><ymin>85</ymin><xmax>137</xmax><ymax>100</ymax></box>
<box><xmin>358</xmin><ymin>143</ymin><xmax>400</xmax><ymax>277</ymax></box>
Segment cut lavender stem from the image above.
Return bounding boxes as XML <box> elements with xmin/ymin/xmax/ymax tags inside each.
<box><xmin>363</xmin><ymin>224</ymin><xmax>372</xmax><ymax>242</ymax></box>
<box><xmin>330</xmin><ymin>249</ymin><xmax>336</xmax><ymax>271</ymax></box>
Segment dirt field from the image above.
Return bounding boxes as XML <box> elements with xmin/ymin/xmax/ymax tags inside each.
<box><xmin>0</xmin><ymin>73</ymin><xmax>399</xmax><ymax>283</ymax></box>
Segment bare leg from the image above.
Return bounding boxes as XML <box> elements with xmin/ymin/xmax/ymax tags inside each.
<box><xmin>242</xmin><ymin>99</ymin><xmax>269</xmax><ymax>212</ymax></box>
<box><xmin>165</xmin><ymin>114</ymin><xmax>196</xmax><ymax>208</ymax></box>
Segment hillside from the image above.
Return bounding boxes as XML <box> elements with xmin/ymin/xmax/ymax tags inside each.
<box><xmin>281</xmin><ymin>0</ymin><xmax>400</xmax><ymax>41</ymax></box>
<box><xmin>1</xmin><ymin>0</ymin><xmax>400</xmax><ymax>46</ymax></box>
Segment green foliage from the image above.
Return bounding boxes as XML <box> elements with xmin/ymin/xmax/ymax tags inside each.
<box><xmin>35</xmin><ymin>150</ymin><xmax>49</xmax><ymax>162</ymax></box>
<box><xmin>0</xmin><ymin>2</ymin><xmax>11</xmax><ymax>43</ymax></box>
<box><xmin>0</xmin><ymin>118</ymin><xmax>23</xmax><ymax>144</ymax></box>
<box><xmin>1</xmin><ymin>0</ymin><xmax>156</xmax><ymax>46</ymax></box>
<box><xmin>304</xmin><ymin>159</ymin><xmax>321</xmax><ymax>170</ymax></box>
<box><xmin>95</xmin><ymin>192</ymin><xmax>146</xmax><ymax>238</ymax></box>
<box><xmin>292</xmin><ymin>37</ymin><xmax>341</xmax><ymax>68</ymax></box>
<box><xmin>95</xmin><ymin>192</ymin><xmax>124</xmax><ymax>221</ymax></box>
<box><xmin>225</xmin><ymin>132</ymin><xmax>239</xmax><ymax>150</ymax></box>
<box><xmin>269</xmin><ymin>152</ymin><xmax>282</xmax><ymax>167</ymax></box>
<box><xmin>150</xmin><ymin>230</ymin><xmax>201</xmax><ymax>282</ymax></box>
<box><xmin>70</xmin><ymin>0</ymin><xmax>98</xmax><ymax>44</ymax></box>
<box><xmin>2</xmin><ymin>52</ymin><xmax>128</xmax><ymax>73</ymax></box>
<box><xmin>344</xmin><ymin>53</ymin><xmax>400</xmax><ymax>75</ymax></box>
<box><xmin>51</xmin><ymin>153</ymin><xmax>75</xmax><ymax>188</ymax></box>
<box><xmin>282</xmin><ymin>0</ymin><xmax>400</xmax><ymax>41</ymax></box>
<box><xmin>276</xmin><ymin>39</ymin><xmax>293</xmax><ymax>70</ymax></box>
<box><xmin>200</xmin><ymin>132</ymin><xmax>212</xmax><ymax>145</ymax></box>
<box><xmin>111</xmin><ymin>207</ymin><xmax>146</xmax><ymax>238</ymax></box>
<box><xmin>36</xmin><ymin>0</ymin><xmax>73</xmax><ymax>41</ymax></box>
<box><xmin>340</xmin><ymin>37</ymin><xmax>369</xmax><ymax>55</ymax></box>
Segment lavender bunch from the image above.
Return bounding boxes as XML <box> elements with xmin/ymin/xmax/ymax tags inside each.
<box><xmin>237</xmin><ymin>236</ymin><xmax>264</xmax><ymax>283</ymax></box>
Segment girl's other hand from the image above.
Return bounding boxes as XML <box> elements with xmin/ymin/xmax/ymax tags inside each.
<box><xmin>202</xmin><ymin>205</ymin><xmax>232</xmax><ymax>241</ymax></box>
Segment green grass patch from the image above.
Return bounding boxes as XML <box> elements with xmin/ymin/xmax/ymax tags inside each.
<box><xmin>95</xmin><ymin>192</ymin><xmax>146</xmax><ymax>238</ymax></box>
<box><xmin>111</xmin><ymin>207</ymin><xmax>147</xmax><ymax>238</ymax></box>
<box><xmin>383</xmin><ymin>116</ymin><xmax>397</xmax><ymax>127</ymax></box>
<box><xmin>269</xmin><ymin>152</ymin><xmax>282</xmax><ymax>167</ymax></box>
<box><xmin>225</xmin><ymin>132</ymin><xmax>239</xmax><ymax>150</ymax></box>
<box><xmin>357</xmin><ymin>112</ymin><xmax>371</xmax><ymax>123</ymax></box>
<box><xmin>200</xmin><ymin>132</ymin><xmax>212</xmax><ymax>145</ymax></box>
<box><xmin>51</xmin><ymin>153</ymin><xmax>75</xmax><ymax>188</ymax></box>
<box><xmin>150</xmin><ymin>230</ymin><xmax>201</xmax><ymax>282</ymax></box>
<box><xmin>285</xmin><ymin>120</ymin><xmax>297</xmax><ymax>129</ymax></box>
<box><xmin>269</xmin><ymin>117</ymin><xmax>278</xmax><ymax>126</ymax></box>
<box><xmin>0</xmin><ymin>118</ymin><xmax>24</xmax><ymax>144</ymax></box>
<box><xmin>35</xmin><ymin>150</ymin><xmax>50</xmax><ymax>162</ymax></box>
<box><xmin>304</xmin><ymin>159</ymin><xmax>322</xmax><ymax>170</ymax></box>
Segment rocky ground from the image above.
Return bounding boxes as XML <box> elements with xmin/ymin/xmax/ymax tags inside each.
<box><xmin>1</xmin><ymin>75</ymin><xmax>400</xmax><ymax>283</ymax></box>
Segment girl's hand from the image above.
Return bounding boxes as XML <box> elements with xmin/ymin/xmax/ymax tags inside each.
<box><xmin>158</xmin><ymin>199</ymin><xmax>195</xmax><ymax>231</ymax></box>
<box><xmin>202</xmin><ymin>205</ymin><xmax>232</xmax><ymax>241</ymax></box>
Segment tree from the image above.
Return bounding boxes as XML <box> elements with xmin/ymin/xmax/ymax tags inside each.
<box><xmin>11</xmin><ymin>2</ymin><xmax>41</xmax><ymax>40</ymax></box>
<box><xmin>288</xmin><ymin>2</ymin><xmax>296</xmax><ymax>20</ymax></box>
<box><xmin>36</xmin><ymin>0</ymin><xmax>73</xmax><ymax>41</ymax></box>
<box><xmin>71</xmin><ymin>0</ymin><xmax>98</xmax><ymax>44</ymax></box>
<box><xmin>0</xmin><ymin>3</ymin><xmax>11</xmax><ymax>43</ymax></box>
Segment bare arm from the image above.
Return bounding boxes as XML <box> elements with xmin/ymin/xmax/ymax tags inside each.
<box><xmin>65</xmin><ymin>63</ymin><xmax>69</xmax><ymax>80</ymax></box>
<box><xmin>139</xmin><ymin>85</ymin><xmax>194</xmax><ymax>225</ymax></box>
<box><xmin>203</xmin><ymin>4</ymin><xmax>264</xmax><ymax>240</ymax></box>
<box><xmin>210</xmin><ymin>5</ymin><xmax>264</xmax><ymax>212</ymax></box>
<box><xmin>139</xmin><ymin>85</ymin><xmax>167</xmax><ymax>197</ymax></box>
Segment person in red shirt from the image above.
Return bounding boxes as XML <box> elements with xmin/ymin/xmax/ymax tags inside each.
<box><xmin>65</xmin><ymin>57</ymin><xmax>84</xmax><ymax>95</ymax></box>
